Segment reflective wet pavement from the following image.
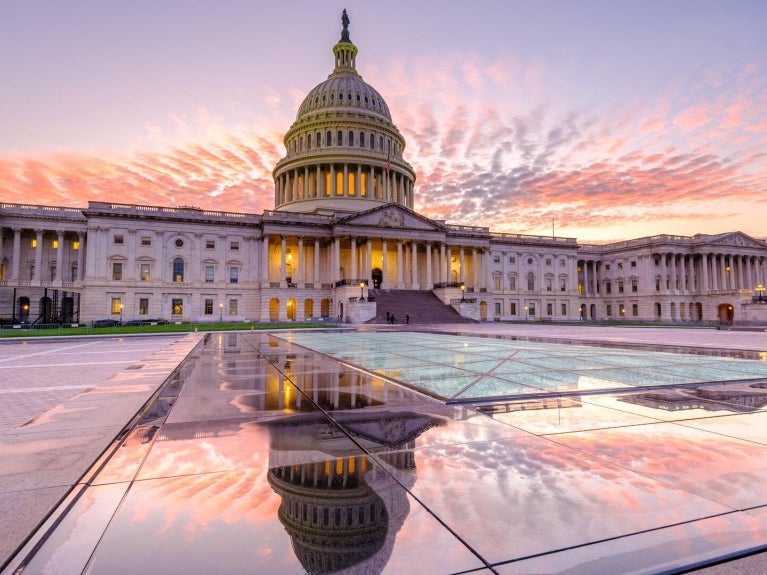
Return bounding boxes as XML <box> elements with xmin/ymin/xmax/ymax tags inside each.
<box><xmin>4</xmin><ymin>328</ymin><xmax>767</xmax><ymax>574</ymax></box>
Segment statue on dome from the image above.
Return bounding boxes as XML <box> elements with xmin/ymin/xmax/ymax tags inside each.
<box><xmin>340</xmin><ymin>9</ymin><xmax>351</xmax><ymax>42</ymax></box>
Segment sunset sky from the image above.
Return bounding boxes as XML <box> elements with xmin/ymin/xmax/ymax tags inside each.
<box><xmin>2</xmin><ymin>0</ymin><xmax>766</xmax><ymax>242</ymax></box>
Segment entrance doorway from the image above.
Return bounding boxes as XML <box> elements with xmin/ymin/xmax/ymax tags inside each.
<box><xmin>372</xmin><ymin>268</ymin><xmax>382</xmax><ymax>289</ymax></box>
<box><xmin>717</xmin><ymin>303</ymin><xmax>734</xmax><ymax>325</ymax></box>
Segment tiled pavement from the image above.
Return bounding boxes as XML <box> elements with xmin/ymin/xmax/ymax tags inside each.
<box><xmin>1</xmin><ymin>325</ymin><xmax>767</xmax><ymax>574</ymax></box>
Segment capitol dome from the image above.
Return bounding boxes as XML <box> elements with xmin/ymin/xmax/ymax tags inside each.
<box><xmin>273</xmin><ymin>9</ymin><xmax>416</xmax><ymax>214</ymax></box>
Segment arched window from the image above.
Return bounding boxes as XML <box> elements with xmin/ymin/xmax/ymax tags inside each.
<box><xmin>348</xmin><ymin>130</ymin><xmax>354</xmax><ymax>146</ymax></box>
<box><xmin>369</xmin><ymin>133</ymin><xmax>375</xmax><ymax>149</ymax></box>
<box><xmin>359</xmin><ymin>131</ymin><xmax>365</xmax><ymax>147</ymax></box>
<box><xmin>326</xmin><ymin>131</ymin><xmax>332</xmax><ymax>146</ymax></box>
<box><xmin>306</xmin><ymin>134</ymin><xmax>311</xmax><ymax>150</ymax></box>
<box><xmin>527</xmin><ymin>272</ymin><xmax>535</xmax><ymax>291</ymax></box>
<box><xmin>316</xmin><ymin>132</ymin><xmax>321</xmax><ymax>147</ymax></box>
<box><xmin>173</xmin><ymin>258</ymin><xmax>184</xmax><ymax>282</ymax></box>
<box><xmin>337</xmin><ymin>130</ymin><xmax>343</xmax><ymax>146</ymax></box>
<box><xmin>379</xmin><ymin>136</ymin><xmax>383</xmax><ymax>150</ymax></box>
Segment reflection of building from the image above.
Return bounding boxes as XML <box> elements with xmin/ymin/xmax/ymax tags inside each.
<box><xmin>266</xmin><ymin>412</ymin><xmax>441</xmax><ymax>575</ymax></box>
<box><xmin>2</xmin><ymin>10</ymin><xmax>767</xmax><ymax>326</ymax></box>
<box><xmin>620</xmin><ymin>384</ymin><xmax>767</xmax><ymax>413</ymax></box>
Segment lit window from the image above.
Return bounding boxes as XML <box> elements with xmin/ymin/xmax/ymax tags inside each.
<box><xmin>140</xmin><ymin>263</ymin><xmax>150</xmax><ymax>281</ymax></box>
<box><xmin>173</xmin><ymin>258</ymin><xmax>184</xmax><ymax>282</ymax></box>
<box><xmin>73</xmin><ymin>241</ymin><xmax>80</xmax><ymax>250</ymax></box>
<box><xmin>52</xmin><ymin>239</ymin><xmax>59</xmax><ymax>249</ymax></box>
<box><xmin>110</xmin><ymin>298</ymin><xmax>122</xmax><ymax>314</ymax></box>
<box><xmin>172</xmin><ymin>299</ymin><xmax>183</xmax><ymax>315</ymax></box>
<box><xmin>31</xmin><ymin>239</ymin><xmax>37</xmax><ymax>248</ymax></box>
<box><xmin>139</xmin><ymin>298</ymin><xmax>149</xmax><ymax>315</ymax></box>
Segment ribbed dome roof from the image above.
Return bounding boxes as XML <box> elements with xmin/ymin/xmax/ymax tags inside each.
<box><xmin>295</xmin><ymin>74</ymin><xmax>392</xmax><ymax>122</ymax></box>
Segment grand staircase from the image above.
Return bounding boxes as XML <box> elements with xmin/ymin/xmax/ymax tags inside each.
<box><xmin>367</xmin><ymin>289</ymin><xmax>475</xmax><ymax>324</ymax></box>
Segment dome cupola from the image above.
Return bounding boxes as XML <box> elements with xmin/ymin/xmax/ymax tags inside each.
<box><xmin>273</xmin><ymin>9</ymin><xmax>416</xmax><ymax>214</ymax></box>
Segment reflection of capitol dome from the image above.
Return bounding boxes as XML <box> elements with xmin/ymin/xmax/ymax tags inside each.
<box><xmin>267</xmin><ymin>459</ymin><xmax>392</xmax><ymax>575</ymax></box>
<box><xmin>273</xmin><ymin>9</ymin><xmax>416</xmax><ymax>214</ymax></box>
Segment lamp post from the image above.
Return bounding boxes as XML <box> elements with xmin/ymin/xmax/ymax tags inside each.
<box><xmin>524</xmin><ymin>305</ymin><xmax>528</xmax><ymax>322</ymax></box>
<box><xmin>359</xmin><ymin>281</ymin><xmax>365</xmax><ymax>302</ymax></box>
<box><xmin>757</xmin><ymin>284</ymin><xmax>765</xmax><ymax>302</ymax></box>
<box><xmin>460</xmin><ymin>283</ymin><xmax>465</xmax><ymax>302</ymax></box>
<box><xmin>219</xmin><ymin>302</ymin><xmax>223</xmax><ymax>322</ymax></box>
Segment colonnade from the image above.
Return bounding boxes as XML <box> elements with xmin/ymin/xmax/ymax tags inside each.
<box><xmin>265</xmin><ymin>233</ymin><xmax>486</xmax><ymax>291</ymax></box>
<box><xmin>0</xmin><ymin>226</ymin><xmax>85</xmax><ymax>285</ymax></box>
<box><xmin>274</xmin><ymin>163</ymin><xmax>414</xmax><ymax>209</ymax></box>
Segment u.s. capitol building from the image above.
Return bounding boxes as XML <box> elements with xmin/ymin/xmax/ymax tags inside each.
<box><xmin>1</xmin><ymin>11</ymin><xmax>766</xmax><ymax>327</ymax></box>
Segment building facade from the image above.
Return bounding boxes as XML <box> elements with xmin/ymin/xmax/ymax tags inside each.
<box><xmin>1</xmin><ymin>12</ymin><xmax>766</xmax><ymax>326</ymax></box>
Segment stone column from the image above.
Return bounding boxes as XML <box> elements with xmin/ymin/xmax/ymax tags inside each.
<box><xmin>459</xmin><ymin>246</ymin><xmax>465</xmax><ymax>284</ymax></box>
<box><xmin>280</xmin><ymin>235</ymin><xmax>287</xmax><ymax>287</ymax></box>
<box><xmin>582</xmin><ymin>260</ymin><xmax>589</xmax><ymax>295</ymax></box>
<box><xmin>745</xmin><ymin>255</ymin><xmax>753</xmax><ymax>289</ymax></box>
<box><xmin>343</xmin><ymin>164</ymin><xmax>349</xmax><ymax>196</ymax></box>
<box><xmin>426</xmin><ymin>241</ymin><xmax>433</xmax><ymax>288</ymax></box>
<box><xmin>366</xmin><ymin>239</ymin><xmax>373</xmax><ymax>285</ymax></box>
<box><xmin>11</xmin><ymin>228</ymin><xmax>22</xmax><ymax>281</ymax></box>
<box><xmin>411</xmin><ymin>241</ymin><xmax>419</xmax><ymax>289</ymax></box>
<box><xmin>33</xmin><ymin>229</ymin><xmax>44</xmax><ymax>282</ymax></box>
<box><xmin>660</xmin><ymin>254</ymin><xmax>667</xmax><ymax>292</ymax></box>
<box><xmin>440</xmin><ymin>243</ymin><xmax>446</xmax><ymax>284</ymax></box>
<box><xmin>670</xmin><ymin>253</ymin><xmax>677</xmax><ymax>292</ymax></box>
<box><xmin>381</xmin><ymin>238</ymin><xmax>389</xmax><ymax>289</ymax></box>
<box><xmin>350</xmin><ymin>236</ymin><xmax>357</xmax><ymax>280</ymax></box>
<box><xmin>77</xmin><ymin>232</ymin><xmax>85</xmax><ymax>280</ymax></box>
<box><xmin>297</xmin><ymin>236</ymin><xmax>305</xmax><ymax>287</ymax></box>
<box><xmin>701</xmin><ymin>254</ymin><xmax>709</xmax><ymax>292</ymax></box>
<box><xmin>396</xmin><ymin>240</ymin><xmax>404</xmax><ymax>288</ymax></box>
<box><xmin>333</xmin><ymin>237</ymin><xmax>341</xmax><ymax>283</ymax></box>
<box><xmin>55</xmin><ymin>230</ymin><xmax>65</xmax><ymax>283</ymax></box>
<box><xmin>261</xmin><ymin>235</ymin><xmax>270</xmax><ymax>286</ymax></box>
<box><xmin>314</xmin><ymin>238</ymin><xmax>321</xmax><ymax>285</ymax></box>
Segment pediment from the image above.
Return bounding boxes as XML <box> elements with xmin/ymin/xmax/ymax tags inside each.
<box><xmin>695</xmin><ymin>232</ymin><xmax>767</xmax><ymax>250</ymax></box>
<box><xmin>337</xmin><ymin>204</ymin><xmax>446</xmax><ymax>232</ymax></box>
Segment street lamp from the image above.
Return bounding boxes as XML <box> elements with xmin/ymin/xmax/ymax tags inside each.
<box><xmin>460</xmin><ymin>283</ymin><xmax>465</xmax><ymax>302</ymax></box>
<box><xmin>757</xmin><ymin>284</ymin><xmax>765</xmax><ymax>302</ymax></box>
<box><xmin>219</xmin><ymin>302</ymin><xmax>223</xmax><ymax>322</ymax></box>
<box><xmin>524</xmin><ymin>305</ymin><xmax>528</xmax><ymax>322</ymax></box>
<box><xmin>359</xmin><ymin>281</ymin><xmax>365</xmax><ymax>302</ymax></box>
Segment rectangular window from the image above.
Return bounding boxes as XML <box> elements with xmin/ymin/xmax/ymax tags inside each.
<box><xmin>510</xmin><ymin>302</ymin><xmax>517</xmax><ymax>315</ymax></box>
<box><xmin>546</xmin><ymin>258</ymin><xmax>552</xmax><ymax>266</ymax></box>
<box><xmin>493</xmin><ymin>276</ymin><xmax>501</xmax><ymax>290</ymax></box>
<box><xmin>206</xmin><ymin>240</ymin><xmax>215</xmax><ymax>249</ymax></box>
<box><xmin>494</xmin><ymin>302</ymin><xmax>501</xmax><ymax>316</ymax></box>
<box><xmin>139</xmin><ymin>298</ymin><xmax>149</xmax><ymax>315</ymax></box>
<box><xmin>493</xmin><ymin>256</ymin><xmax>500</xmax><ymax>264</ymax></box>
<box><xmin>73</xmin><ymin>240</ymin><xmax>80</xmax><ymax>250</ymax></box>
<box><xmin>204</xmin><ymin>299</ymin><xmax>213</xmax><ymax>315</ymax></box>
<box><xmin>140</xmin><ymin>236</ymin><xmax>152</xmax><ymax>246</ymax></box>
<box><xmin>230</xmin><ymin>241</ymin><xmax>239</xmax><ymax>251</ymax></box>
<box><xmin>655</xmin><ymin>278</ymin><xmax>660</xmax><ymax>291</ymax></box>
<box><xmin>229</xmin><ymin>267</ymin><xmax>239</xmax><ymax>284</ymax></box>
<box><xmin>605</xmin><ymin>264</ymin><xmax>611</xmax><ymax>271</ymax></box>
<box><xmin>631</xmin><ymin>261</ymin><xmax>637</xmax><ymax>268</ymax></box>
<box><xmin>70</xmin><ymin>263</ymin><xmax>78</xmax><ymax>282</ymax></box>
<box><xmin>618</xmin><ymin>280</ymin><xmax>624</xmax><ymax>293</ymax></box>
<box><xmin>113</xmin><ymin>235</ymin><xmax>124</xmax><ymax>245</ymax></box>
<box><xmin>509</xmin><ymin>256</ymin><xmax>516</xmax><ymax>264</ymax></box>
<box><xmin>606</xmin><ymin>304</ymin><xmax>612</xmax><ymax>317</ymax></box>
<box><xmin>560</xmin><ymin>277</ymin><xmax>566</xmax><ymax>292</ymax></box>
<box><xmin>110</xmin><ymin>297</ymin><xmax>122</xmax><ymax>315</ymax></box>
<box><xmin>560</xmin><ymin>259</ymin><xmax>565</xmax><ymax>267</ymax></box>
<box><xmin>50</xmin><ymin>265</ymin><xmax>57</xmax><ymax>281</ymax></box>
<box><xmin>229</xmin><ymin>299</ymin><xmax>238</xmax><ymax>316</ymax></box>
<box><xmin>632</xmin><ymin>303</ymin><xmax>639</xmax><ymax>316</ymax></box>
<box><xmin>140</xmin><ymin>263</ymin><xmax>150</xmax><ymax>281</ymax></box>
<box><xmin>112</xmin><ymin>262</ymin><xmax>123</xmax><ymax>281</ymax></box>
<box><xmin>509</xmin><ymin>276</ymin><xmax>516</xmax><ymax>290</ymax></box>
<box><xmin>545</xmin><ymin>277</ymin><xmax>552</xmax><ymax>292</ymax></box>
<box><xmin>632</xmin><ymin>278</ymin><xmax>638</xmax><ymax>292</ymax></box>
<box><xmin>546</xmin><ymin>303</ymin><xmax>553</xmax><ymax>316</ymax></box>
<box><xmin>618</xmin><ymin>263</ymin><xmax>624</xmax><ymax>269</ymax></box>
<box><xmin>528</xmin><ymin>303</ymin><xmax>536</xmax><ymax>316</ymax></box>
<box><xmin>205</xmin><ymin>266</ymin><xmax>215</xmax><ymax>283</ymax></box>
<box><xmin>561</xmin><ymin>303</ymin><xmax>567</xmax><ymax>316</ymax></box>
<box><xmin>172</xmin><ymin>299</ymin><xmax>183</xmax><ymax>316</ymax></box>
<box><xmin>52</xmin><ymin>239</ymin><xmax>59</xmax><ymax>249</ymax></box>
<box><xmin>31</xmin><ymin>238</ymin><xmax>37</xmax><ymax>248</ymax></box>
<box><xmin>605</xmin><ymin>282</ymin><xmax>612</xmax><ymax>294</ymax></box>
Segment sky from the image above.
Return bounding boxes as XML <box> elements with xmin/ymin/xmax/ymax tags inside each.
<box><xmin>1</xmin><ymin>0</ymin><xmax>766</xmax><ymax>242</ymax></box>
